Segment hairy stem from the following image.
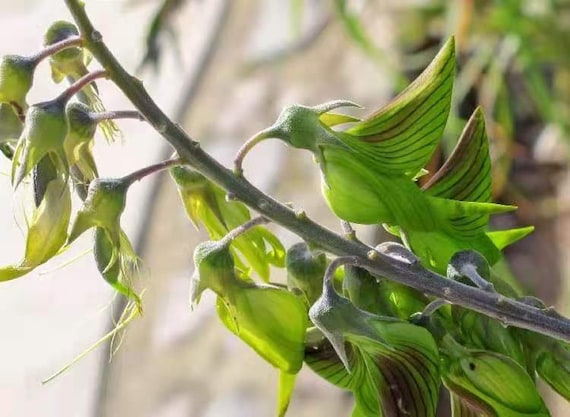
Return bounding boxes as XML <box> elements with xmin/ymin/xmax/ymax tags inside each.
<box><xmin>55</xmin><ymin>68</ymin><xmax>107</xmax><ymax>104</ymax></box>
<box><xmin>121</xmin><ymin>157</ymin><xmax>183</xmax><ymax>186</ymax></box>
<box><xmin>65</xmin><ymin>0</ymin><xmax>570</xmax><ymax>343</ymax></box>
<box><xmin>90</xmin><ymin>110</ymin><xmax>145</xmax><ymax>123</ymax></box>
<box><xmin>218</xmin><ymin>216</ymin><xmax>269</xmax><ymax>247</ymax></box>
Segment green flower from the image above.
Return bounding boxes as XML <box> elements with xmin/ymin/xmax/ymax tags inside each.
<box><xmin>43</xmin><ymin>20</ymin><xmax>119</xmax><ymax>141</ymax></box>
<box><xmin>447</xmin><ymin>251</ymin><xmax>527</xmax><ymax>368</ymax></box>
<box><xmin>171</xmin><ymin>165</ymin><xmax>284</xmax><ymax>281</ymax></box>
<box><xmin>0</xmin><ymin>172</ymin><xmax>71</xmax><ymax>281</ymax></box>
<box><xmin>64</xmin><ymin>102</ymin><xmax>100</xmax><ymax>199</ymax></box>
<box><xmin>441</xmin><ymin>337</ymin><xmax>550</xmax><ymax>417</ymax></box>
<box><xmin>192</xmin><ymin>241</ymin><xmax>308</xmax><ymax>416</ymax></box>
<box><xmin>536</xmin><ymin>342</ymin><xmax>570</xmax><ymax>401</ymax></box>
<box><xmin>307</xmin><ymin>264</ymin><xmax>440</xmax><ymax>417</ymax></box>
<box><xmin>286</xmin><ymin>242</ymin><xmax>327</xmax><ymax>306</ymax></box>
<box><xmin>11</xmin><ymin>99</ymin><xmax>68</xmax><ymax>188</ymax></box>
<box><xmin>93</xmin><ymin>226</ymin><xmax>141</xmax><ymax>309</ymax></box>
<box><xmin>0</xmin><ymin>54</ymin><xmax>37</xmax><ymax>114</ymax></box>
<box><xmin>343</xmin><ymin>264</ymin><xmax>428</xmax><ymax>319</ymax></box>
<box><xmin>0</xmin><ymin>103</ymin><xmax>23</xmax><ymax>158</ymax></box>
<box><xmin>236</xmin><ymin>38</ymin><xmax>533</xmax><ymax>273</ymax></box>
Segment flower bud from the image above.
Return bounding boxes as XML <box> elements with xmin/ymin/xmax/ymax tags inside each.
<box><xmin>286</xmin><ymin>242</ymin><xmax>327</xmax><ymax>305</ymax></box>
<box><xmin>68</xmin><ymin>177</ymin><xmax>128</xmax><ymax>244</ymax></box>
<box><xmin>190</xmin><ymin>241</ymin><xmax>235</xmax><ymax>307</ymax></box>
<box><xmin>191</xmin><ymin>241</ymin><xmax>307</xmax><ymax>372</ymax></box>
<box><xmin>12</xmin><ymin>99</ymin><xmax>68</xmax><ymax>188</ymax></box>
<box><xmin>43</xmin><ymin>21</ymin><xmax>119</xmax><ymax>141</ymax></box>
<box><xmin>0</xmin><ymin>54</ymin><xmax>36</xmax><ymax>113</ymax></box>
<box><xmin>442</xmin><ymin>339</ymin><xmax>549</xmax><ymax>416</ymax></box>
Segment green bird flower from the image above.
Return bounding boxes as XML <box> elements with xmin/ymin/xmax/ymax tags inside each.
<box><xmin>535</xmin><ymin>341</ymin><xmax>570</xmax><ymax>401</ymax></box>
<box><xmin>43</xmin><ymin>20</ymin><xmax>119</xmax><ymax>141</ymax></box>
<box><xmin>286</xmin><ymin>242</ymin><xmax>327</xmax><ymax>306</ymax></box>
<box><xmin>234</xmin><ymin>38</ymin><xmax>533</xmax><ymax>274</ymax></box>
<box><xmin>191</xmin><ymin>240</ymin><xmax>308</xmax><ymax>417</ymax></box>
<box><xmin>343</xmin><ymin>243</ymin><xmax>429</xmax><ymax>319</ymax></box>
<box><xmin>0</xmin><ymin>103</ymin><xmax>23</xmax><ymax>158</ymax></box>
<box><xmin>441</xmin><ymin>337</ymin><xmax>550</xmax><ymax>417</ymax></box>
<box><xmin>64</xmin><ymin>101</ymin><xmax>101</xmax><ymax>199</ymax></box>
<box><xmin>170</xmin><ymin>165</ymin><xmax>285</xmax><ymax>281</ymax></box>
<box><xmin>517</xmin><ymin>308</ymin><xmax>570</xmax><ymax>402</ymax></box>
<box><xmin>307</xmin><ymin>260</ymin><xmax>440</xmax><ymax>417</ymax></box>
<box><xmin>68</xmin><ymin>177</ymin><xmax>141</xmax><ymax>307</ymax></box>
<box><xmin>446</xmin><ymin>250</ymin><xmax>528</xmax><ymax>368</ymax></box>
<box><xmin>11</xmin><ymin>98</ymin><xmax>68</xmax><ymax>189</ymax></box>
<box><xmin>0</xmin><ymin>54</ymin><xmax>37</xmax><ymax>116</ymax></box>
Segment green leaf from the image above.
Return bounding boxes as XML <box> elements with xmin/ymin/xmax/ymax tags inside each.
<box><xmin>332</xmin><ymin>0</ymin><xmax>394</xmax><ymax>76</ymax></box>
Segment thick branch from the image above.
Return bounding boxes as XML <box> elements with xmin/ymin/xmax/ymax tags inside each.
<box><xmin>64</xmin><ymin>0</ymin><xmax>570</xmax><ymax>343</ymax></box>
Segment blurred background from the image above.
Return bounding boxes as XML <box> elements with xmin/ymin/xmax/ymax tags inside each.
<box><xmin>0</xmin><ymin>0</ymin><xmax>568</xmax><ymax>416</ymax></box>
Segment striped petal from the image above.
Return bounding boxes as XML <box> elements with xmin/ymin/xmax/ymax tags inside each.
<box><xmin>340</xmin><ymin>38</ymin><xmax>455</xmax><ymax>177</ymax></box>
